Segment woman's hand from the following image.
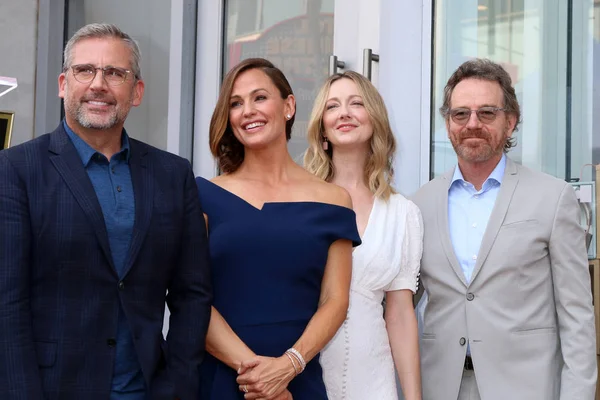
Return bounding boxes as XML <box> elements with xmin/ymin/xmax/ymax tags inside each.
<box><xmin>236</xmin><ymin>355</ymin><xmax>296</xmax><ymax>399</ymax></box>
<box><xmin>272</xmin><ymin>389</ymin><xmax>293</xmax><ymax>400</ymax></box>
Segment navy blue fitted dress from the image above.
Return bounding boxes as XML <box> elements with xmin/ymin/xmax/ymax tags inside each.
<box><xmin>196</xmin><ymin>177</ymin><xmax>360</xmax><ymax>399</ymax></box>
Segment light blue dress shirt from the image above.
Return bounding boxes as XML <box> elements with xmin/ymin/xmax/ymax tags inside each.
<box><xmin>448</xmin><ymin>154</ymin><xmax>506</xmax><ymax>284</ymax></box>
<box><xmin>448</xmin><ymin>154</ymin><xmax>506</xmax><ymax>357</ymax></box>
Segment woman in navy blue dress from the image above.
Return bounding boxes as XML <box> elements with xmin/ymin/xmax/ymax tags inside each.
<box><xmin>196</xmin><ymin>58</ymin><xmax>360</xmax><ymax>400</ymax></box>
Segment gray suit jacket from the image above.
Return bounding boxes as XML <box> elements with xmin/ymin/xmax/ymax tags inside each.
<box><xmin>412</xmin><ymin>157</ymin><xmax>597</xmax><ymax>400</ymax></box>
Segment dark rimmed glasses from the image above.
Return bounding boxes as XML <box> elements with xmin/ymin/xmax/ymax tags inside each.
<box><xmin>447</xmin><ymin>106</ymin><xmax>507</xmax><ymax>125</ymax></box>
<box><xmin>69</xmin><ymin>64</ymin><xmax>134</xmax><ymax>86</ymax></box>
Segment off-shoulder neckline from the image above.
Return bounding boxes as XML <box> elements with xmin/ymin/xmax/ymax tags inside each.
<box><xmin>197</xmin><ymin>176</ymin><xmax>355</xmax><ymax>213</ymax></box>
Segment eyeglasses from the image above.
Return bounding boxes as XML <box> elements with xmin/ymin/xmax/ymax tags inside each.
<box><xmin>447</xmin><ymin>107</ymin><xmax>507</xmax><ymax>125</ymax></box>
<box><xmin>69</xmin><ymin>64</ymin><xmax>134</xmax><ymax>86</ymax></box>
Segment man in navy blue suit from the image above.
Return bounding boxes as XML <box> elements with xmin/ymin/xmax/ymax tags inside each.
<box><xmin>0</xmin><ymin>23</ymin><xmax>212</xmax><ymax>399</ymax></box>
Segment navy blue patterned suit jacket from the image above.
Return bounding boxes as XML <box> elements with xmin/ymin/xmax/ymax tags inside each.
<box><xmin>0</xmin><ymin>124</ymin><xmax>212</xmax><ymax>400</ymax></box>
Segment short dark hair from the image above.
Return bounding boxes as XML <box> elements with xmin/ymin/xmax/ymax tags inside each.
<box><xmin>440</xmin><ymin>58</ymin><xmax>521</xmax><ymax>152</ymax></box>
<box><xmin>209</xmin><ymin>58</ymin><xmax>295</xmax><ymax>173</ymax></box>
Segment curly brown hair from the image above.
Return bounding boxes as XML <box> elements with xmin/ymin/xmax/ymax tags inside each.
<box><xmin>209</xmin><ymin>58</ymin><xmax>296</xmax><ymax>173</ymax></box>
<box><xmin>440</xmin><ymin>58</ymin><xmax>521</xmax><ymax>152</ymax></box>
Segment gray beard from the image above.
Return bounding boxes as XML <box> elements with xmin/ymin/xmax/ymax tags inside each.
<box><xmin>455</xmin><ymin>143</ymin><xmax>499</xmax><ymax>163</ymax></box>
<box><xmin>74</xmin><ymin>106</ymin><xmax>121</xmax><ymax>130</ymax></box>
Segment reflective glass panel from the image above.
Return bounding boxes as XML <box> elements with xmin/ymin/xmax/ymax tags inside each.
<box><xmin>224</xmin><ymin>0</ymin><xmax>335</xmax><ymax>162</ymax></box>
<box><xmin>431</xmin><ymin>0</ymin><xmax>580</xmax><ymax>178</ymax></box>
<box><xmin>66</xmin><ymin>0</ymin><xmax>171</xmax><ymax>150</ymax></box>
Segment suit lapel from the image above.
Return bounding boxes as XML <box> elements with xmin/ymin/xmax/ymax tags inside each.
<box><xmin>469</xmin><ymin>158</ymin><xmax>519</xmax><ymax>284</ymax></box>
<box><xmin>48</xmin><ymin>127</ymin><xmax>116</xmax><ymax>273</ymax></box>
<box><xmin>437</xmin><ymin>167</ymin><xmax>469</xmax><ymax>286</ymax></box>
<box><xmin>122</xmin><ymin>139</ymin><xmax>153</xmax><ymax>277</ymax></box>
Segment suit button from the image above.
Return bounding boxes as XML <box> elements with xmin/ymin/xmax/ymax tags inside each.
<box><xmin>107</xmin><ymin>338</ymin><xmax>117</xmax><ymax>347</ymax></box>
<box><xmin>118</xmin><ymin>281</ymin><xmax>125</xmax><ymax>290</ymax></box>
<box><xmin>459</xmin><ymin>337</ymin><xmax>466</xmax><ymax>346</ymax></box>
<box><xmin>466</xmin><ymin>293</ymin><xmax>475</xmax><ymax>301</ymax></box>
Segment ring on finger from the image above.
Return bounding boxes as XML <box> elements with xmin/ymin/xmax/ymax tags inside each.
<box><xmin>243</xmin><ymin>384</ymin><xmax>248</xmax><ymax>393</ymax></box>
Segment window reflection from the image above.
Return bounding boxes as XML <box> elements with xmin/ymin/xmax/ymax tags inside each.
<box><xmin>432</xmin><ymin>0</ymin><xmax>598</xmax><ymax>182</ymax></box>
<box><xmin>224</xmin><ymin>0</ymin><xmax>335</xmax><ymax>162</ymax></box>
<box><xmin>591</xmin><ymin>1</ymin><xmax>600</xmax><ymax>178</ymax></box>
<box><xmin>65</xmin><ymin>0</ymin><xmax>171</xmax><ymax>151</ymax></box>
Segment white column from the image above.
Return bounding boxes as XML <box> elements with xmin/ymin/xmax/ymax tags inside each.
<box><xmin>378</xmin><ymin>0</ymin><xmax>433</xmax><ymax>196</ymax></box>
<box><xmin>192</xmin><ymin>0</ymin><xmax>223</xmax><ymax>178</ymax></box>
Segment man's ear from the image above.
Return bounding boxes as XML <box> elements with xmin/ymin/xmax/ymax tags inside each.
<box><xmin>58</xmin><ymin>73</ymin><xmax>66</xmax><ymax>99</ymax></box>
<box><xmin>131</xmin><ymin>79</ymin><xmax>145</xmax><ymax>107</ymax></box>
<box><xmin>507</xmin><ymin>113</ymin><xmax>517</xmax><ymax>136</ymax></box>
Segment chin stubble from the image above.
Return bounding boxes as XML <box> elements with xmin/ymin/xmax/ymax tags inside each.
<box><xmin>65</xmin><ymin>83</ymin><xmax>134</xmax><ymax>130</ymax></box>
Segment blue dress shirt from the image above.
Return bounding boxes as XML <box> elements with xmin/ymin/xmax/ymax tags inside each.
<box><xmin>64</xmin><ymin>121</ymin><xmax>145</xmax><ymax>399</ymax></box>
<box><xmin>448</xmin><ymin>154</ymin><xmax>506</xmax><ymax>284</ymax></box>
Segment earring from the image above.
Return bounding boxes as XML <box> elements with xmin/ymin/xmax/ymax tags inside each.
<box><xmin>286</xmin><ymin>114</ymin><xmax>291</xmax><ymax>120</ymax></box>
<box><xmin>322</xmin><ymin>136</ymin><xmax>329</xmax><ymax>151</ymax></box>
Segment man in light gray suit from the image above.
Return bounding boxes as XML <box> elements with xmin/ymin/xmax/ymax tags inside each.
<box><xmin>412</xmin><ymin>59</ymin><xmax>597</xmax><ymax>400</ymax></box>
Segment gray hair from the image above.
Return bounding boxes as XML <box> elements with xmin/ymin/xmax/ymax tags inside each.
<box><xmin>440</xmin><ymin>58</ymin><xmax>521</xmax><ymax>151</ymax></box>
<box><xmin>63</xmin><ymin>23</ymin><xmax>142</xmax><ymax>80</ymax></box>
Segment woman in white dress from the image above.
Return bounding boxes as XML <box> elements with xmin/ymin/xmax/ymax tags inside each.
<box><xmin>304</xmin><ymin>71</ymin><xmax>423</xmax><ymax>400</ymax></box>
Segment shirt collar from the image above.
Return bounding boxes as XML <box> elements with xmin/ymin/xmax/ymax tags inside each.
<box><xmin>450</xmin><ymin>153</ymin><xmax>506</xmax><ymax>190</ymax></box>
<box><xmin>63</xmin><ymin>119</ymin><xmax>130</xmax><ymax>166</ymax></box>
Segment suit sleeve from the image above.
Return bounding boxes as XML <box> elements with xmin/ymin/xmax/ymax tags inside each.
<box><xmin>549</xmin><ymin>184</ymin><xmax>598</xmax><ymax>399</ymax></box>
<box><xmin>165</xmin><ymin>162</ymin><xmax>213</xmax><ymax>399</ymax></box>
<box><xmin>409</xmin><ymin>193</ymin><xmax>426</xmax><ymax>307</ymax></box>
<box><xmin>0</xmin><ymin>153</ymin><xmax>45</xmax><ymax>399</ymax></box>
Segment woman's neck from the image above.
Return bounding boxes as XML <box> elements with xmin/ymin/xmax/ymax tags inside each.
<box><xmin>331</xmin><ymin>147</ymin><xmax>369</xmax><ymax>191</ymax></box>
<box><xmin>238</xmin><ymin>140</ymin><xmax>298</xmax><ymax>185</ymax></box>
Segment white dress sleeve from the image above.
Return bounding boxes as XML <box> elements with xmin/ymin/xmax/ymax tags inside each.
<box><xmin>385</xmin><ymin>200</ymin><xmax>424</xmax><ymax>293</ymax></box>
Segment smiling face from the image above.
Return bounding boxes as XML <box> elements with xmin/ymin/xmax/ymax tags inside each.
<box><xmin>228</xmin><ymin>68</ymin><xmax>295</xmax><ymax>150</ymax></box>
<box><xmin>446</xmin><ymin>78</ymin><xmax>516</xmax><ymax>165</ymax></box>
<box><xmin>322</xmin><ymin>78</ymin><xmax>373</xmax><ymax>151</ymax></box>
<box><xmin>58</xmin><ymin>37</ymin><xmax>144</xmax><ymax>133</ymax></box>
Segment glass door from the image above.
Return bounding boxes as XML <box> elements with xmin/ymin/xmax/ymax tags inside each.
<box><xmin>430</xmin><ymin>0</ymin><xmax>597</xmax><ymax>183</ymax></box>
<box><xmin>223</xmin><ymin>0</ymin><xmax>336</xmax><ymax>163</ymax></box>
<box><xmin>193</xmin><ymin>0</ymin><xmax>384</xmax><ymax>177</ymax></box>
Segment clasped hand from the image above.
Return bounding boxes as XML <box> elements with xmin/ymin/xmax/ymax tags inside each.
<box><xmin>236</xmin><ymin>355</ymin><xmax>296</xmax><ymax>400</ymax></box>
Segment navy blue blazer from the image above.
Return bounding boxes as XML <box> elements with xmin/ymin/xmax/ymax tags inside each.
<box><xmin>0</xmin><ymin>124</ymin><xmax>212</xmax><ymax>400</ymax></box>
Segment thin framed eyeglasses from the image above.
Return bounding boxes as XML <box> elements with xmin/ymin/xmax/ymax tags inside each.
<box><xmin>69</xmin><ymin>64</ymin><xmax>133</xmax><ymax>86</ymax></box>
<box><xmin>447</xmin><ymin>107</ymin><xmax>507</xmax><ymax>125</ymax></box>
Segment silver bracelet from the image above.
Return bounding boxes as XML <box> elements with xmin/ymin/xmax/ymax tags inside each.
<box><xmin>284</xmin><ymin>351</ymin><xmax>300</xmax><ymax>375</ymax></box>
<box><xmin>285</xmin><ymin>350</ymin><xmax>305</xmax><ymax>373</ymax></box>
<box><xmin>286</xmin><ymin>348</ymin><xmax>306</xmax><ymax>371</ymax></box>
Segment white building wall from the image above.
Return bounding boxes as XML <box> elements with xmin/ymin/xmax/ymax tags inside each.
<box><xmin>0</xmin><ymin>0</ymin><xmax>38</xmax><ymax>146</ymax></box>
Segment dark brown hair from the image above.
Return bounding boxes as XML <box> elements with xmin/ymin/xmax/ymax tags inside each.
<box><xmin>209</xmin><ymin>58</ymin><xmax>295</xmax><ymax>173</ymax></box>
<box><xmin>440</xmin><ymin>58</ymin><xmax>521</xmax><ymax>152</ymax></box>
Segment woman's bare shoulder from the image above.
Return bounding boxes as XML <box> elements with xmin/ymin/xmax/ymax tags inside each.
<box><xmin>298</xmin><ymin>172</ymin><xmax>353</xmax><ymax>209</ymax></box>
<box><xmin>209</xmin><ymin>173</ymin><xmax>244</xmax><ymax>191</ymax></box>
<box><xmin>209</xmin><ymin>174</ymin><xmax>229</xmax><ymax>185</ymax></box>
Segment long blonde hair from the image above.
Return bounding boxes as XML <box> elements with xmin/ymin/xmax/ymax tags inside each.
<box><xmin>304</xmin><ymin>71</ymin><xmax>396</xmax><ymax>200</ymax></box>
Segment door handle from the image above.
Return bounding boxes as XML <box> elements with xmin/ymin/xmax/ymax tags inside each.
<box><xmin>363</xmin><ymin>48</ymin><xmax>380</xmax><ymax>81</ymax></box>
<box><xmin>329</xmin><ymin>55</ymin><xmax>346</xmax><ymax>75</ymax></box>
